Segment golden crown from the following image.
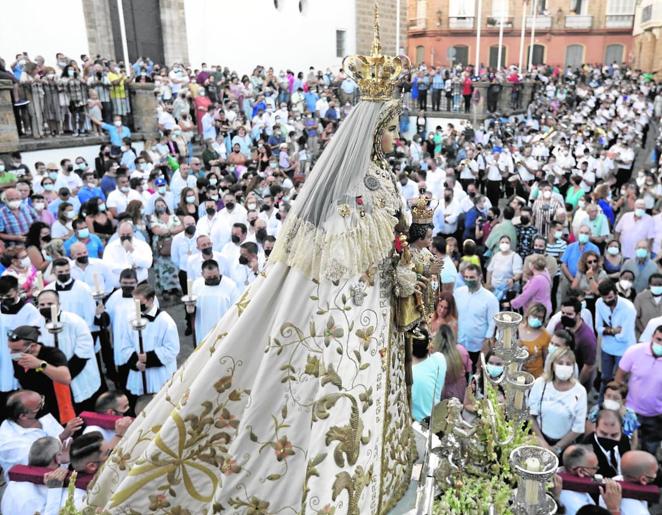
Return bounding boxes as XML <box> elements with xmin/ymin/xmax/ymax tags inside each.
<box><xmin>411</xmin><ymin>196</ymin><xmax>434</xmax><ymax>225</ymax></box>
<box><xmin>342</xmin><ymin>3</ymin><xmax>410</xmax><ymax>102</ymax></box>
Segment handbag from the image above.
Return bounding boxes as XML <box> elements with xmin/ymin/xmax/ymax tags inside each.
<box><xmin>157</xmin><ymin>236</ymin><xmax>172</xmax><ymax>257</ymax></box>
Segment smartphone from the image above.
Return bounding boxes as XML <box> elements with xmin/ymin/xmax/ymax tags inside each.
<box><xmin>11</xmin><ymin>353</ymin><xmax>24</xmax><ymax>361</ymax></box>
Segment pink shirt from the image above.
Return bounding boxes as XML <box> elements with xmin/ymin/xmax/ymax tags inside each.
<box><xmin>615</xmin><ymin>213</ymin><xmax>656</xmax><ymax>259</ymax></box>
<box><xmin>618</xmin><ymin>342</ymin><xmax>662</xmax><ymax>417</ymax></box>
<box><xmin>510</xmin><ymin>270</ymin><xmax>552</xmax><ymax>315</ymax></box>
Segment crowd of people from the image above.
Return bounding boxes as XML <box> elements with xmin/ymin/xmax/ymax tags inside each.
<box><xmin>0</xmin><ymin>50</ymin><xmax>660</xmax><ymax>514</ymax></box>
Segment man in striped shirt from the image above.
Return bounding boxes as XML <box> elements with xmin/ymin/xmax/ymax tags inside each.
<box><xmin>0</xmin><ymin>188</ymin><xmax>37</xmax><ymax>244</ymax></box>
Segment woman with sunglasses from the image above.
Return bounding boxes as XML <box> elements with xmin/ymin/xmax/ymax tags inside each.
<box><xmin>572</xmin><ymin>250</ymin><xmax>607</xmax><ymax>317</ymax></box>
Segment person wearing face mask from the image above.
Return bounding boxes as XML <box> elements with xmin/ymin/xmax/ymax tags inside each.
<box><xmin>2</xmin><ymin>246</ymin><xmax>38</xmax><ymax>298</ymax></box>
<box><xmin>188</xmin><ymin>259</ymin><xmax>241</xmax><ymax>346</ymax></box>
<box><xmin>596</xmin><ymin>279</ymin><xmax>637</xmax><ymax>403</ymax></box>
<box><xmin>119</xmin><ymin>284</ymin><xmax>179</xmax><ymax>400</ymax></box>
<box><xmin>398</xmin><ymin>172</ymin><xmax>418</xmax><ymax>203</ymax></box>
<box><xmin>144</xmin><ymin>176</ymin><xmax>175</xmax><ymax>216</ymax></box>
<box><xmin>512</xmin><ymin>254</ymin><xmax>552</xmax><ymax>314</ymax></box>
<box><xmin>0</xmin><ymin>275</ymin><xmax>41</xmax><ymax>409</ymax></box>
<box><xmin>54</xmin><ymin>159</ymin><xmax>82</xmax><ymax>195</ymax></box>
<box><xmin>77</xmin><ymin>172</ymin><xmax>106</xmax><ymax>207</ymax></box>
<box><xmin>149</xmin><ymin>198</ymin><xmax>183</xmax><ymax>300</ymax></box>
<box><xmin>91</xmin><ymin>115</ymin><xmax>132</xmax><ymax>147</ymax></box>
<box><xmin>221</xmin><ymin>222</ymin><xmax>247</xmax><ymax>264</ymax></box>
<box><xmin>614</xmin><ymin>270</ymin><xmax>637</xmax><ymax>303</ymax></box>
<box><xmin>635</xmin><ymin>273</ymin><xmax>662</xmax><ymax>340</ymax></box>
<box><xmin>106</xmin><ymin>174</ymin><xmax>142</xmax><ymax>217</ymax></box>
<box><xmin>462</xmin><ymin>350</ymin><xmax>506</xmax><ymax>422</ymax></box>
<box><xmin>582</xmin><ymin>409</ymin><xmax>631</xmax><ymax>479</ymax></box>
<box><xmin>560</xmin><ymin>224</ymin><xmax>599</xmax><ymax>300</ymax></box>
<box><xmin>102</xmin><ymin>222</ymin><xmax>153</xmax><ymax>285</ymax></box>
<box><xmin>186</xmin><ymin>234</ymin><xmax>231</xmax><ymax>283</ymax></box>
<box><xmin>82</xmin><ymin>390</ymin><xmax>133</xmax><ymax>443</ymax></box>
<box><xmin>528</xmin><ymin>347</ymin><xmax>587</xmax><ymax>456</ymax></box>
<box><xmin>586</xmin><ymin>381</ymin><xmax>640</xmax><ymax>448</ymax></box>
<box><xmin>64</xmin><ymin>218</ymin><xmax>104</xmax><ymax>259</ymax></box>
<box><xmin>517</xmin><ymin>303</ymin><xmax>552</xmax><ymax>378</ymax></box>
<box><xmin>557</xmin><ymin>444</ymin><xmax>606</xmax><ymax>515</ymax></box>
<box><xmin>171</xmin><ymin>216</ymin><xmax>197</xmax><ymax>298</ymax></box>
<box><xmin>602</xmin><ymin>239</ymin><xmax>624</xmax><ymax>280</ymax></box>
<box><xmin>532</xmin><ymin>182</ymin><xmax>565</xmax><ymax>235</ymax></box>
<box><xmin>614</xmin><ymin>199</ymin><xmax>655</xmax><ymax>260</ymax></box>
<box><xmin>615</xmin><ymin>325</ymin><xmax>662</xmax><ymax>455</ymax></box>
<box><xmin>454</xmin><ymin>264</ymin><xmax>499</xmax><ymax>371</ymax></box>
<box><xmin>30</xmin><ymin>193</ymin><xmax>54</xmax><ymax>226</ymax></box>
<box><xmin>0</xmin><ymin>187</ymin><xmax>38</xmax><ymax>243</ymax></box>
<box><xmin>621</xmin><ymin>240</ymin><xmax>657</xmax><ymax>294</ymax></box>
<box><xmin>486</xmin><ymin>235</ymin><xmax>523</xmax><ymax>301</ymax></box>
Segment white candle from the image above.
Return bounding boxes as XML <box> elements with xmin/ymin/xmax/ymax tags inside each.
<box><xmin>502</xmin><ymin>314</ymin><xmax>512</xmax><ymax>348</ymax></box>
<box><xmin>36</xmin><ymin>272</ymin><xmax>44</xmax><ymax>290</ymax></box>
<box><xmin>93</xmin><ymin>273</ymin><xmax>101</xmax><ymax>293</ymax></box>
<box><xmin>134</xmin><ymin>299</ymin><xmax>141</xmax><ymax>320</ymax></box>
<box><xmin>187</xmin><ymin>278</ymin><xmax>193</xmax><ymax>296</ymax></box>
<box><xmin>513</xmin><ymin>375</ymin><xmax>526</xmax><ymax>410</ymax></box>
<box><xmin>524</xmin><ymin>457</ymin><xmax>542</xmax><ymax>506</ymax></box>
<box><xmin>50</xmin><ymin>304</ymin><xmax>58</xmax><ymax>324</ymax></box>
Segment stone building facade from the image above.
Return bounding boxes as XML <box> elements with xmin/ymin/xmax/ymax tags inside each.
<box><xmin>632</xmin><ymin>0</ymin><xmax>662</xmax><ymax>79</ymax></box>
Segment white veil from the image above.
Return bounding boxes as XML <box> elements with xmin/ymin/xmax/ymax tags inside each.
<box><xmin>271</xmin><ymin>99</ymin><xmax>402</xmax><ymax>282</ymax></box>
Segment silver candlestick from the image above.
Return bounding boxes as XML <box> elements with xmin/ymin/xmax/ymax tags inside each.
<box><xmin>510</xmin><ymin>445</ymin><xmax>559</xmax><ymax>515</ymax></box>
<box><xmin>181</xmin><ymin>293</ymin><xmax>198</xmax><ymax>347</ymax></box>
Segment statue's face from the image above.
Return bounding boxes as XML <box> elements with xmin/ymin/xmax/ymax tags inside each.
<box><xmin>380</xmin><ymin>112</ymin><xmax>400</xmax><ymax>154</ymax></box>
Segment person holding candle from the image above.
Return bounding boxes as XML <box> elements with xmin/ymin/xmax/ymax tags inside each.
<box><xmin>44</xmin><ymin>259</ymin><xmax>97</xmax><ymax>332</ymax></box>
<box><xmin>36</xmin><ymin>290</ymin><xmax>101</xmax><ymax>413</ymax></box>
<box><xmin>119</xmin><ymin>284</ymin><xmax>179</xmax><ymax>402</ymax></box>
<box><xmin>528</xmin><ymin>347</ymin><xmax>588</xmax><ymax>456</ymax></box>
<box><xmin>518</xmin><ymin>303</ymin><xmax>552</xmax><ymax>378</ymax></box>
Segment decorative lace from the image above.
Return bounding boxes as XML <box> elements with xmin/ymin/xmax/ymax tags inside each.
<box><xmin>270</xmin><ymin>163</ymin><xmax>400</xmax><ymax>283</ymax></box>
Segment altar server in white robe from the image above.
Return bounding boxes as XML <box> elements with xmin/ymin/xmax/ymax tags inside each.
<box><xmin>44</xmin><ymin>258</ymin><xmax>98</xmax><ymax>346</ymax></box>
<box><xmin>120</xmin><ymin>283</ymin><xmax>179</xmax><ymax>396</ymax></box>
<box><xmin>102</xmin><ymin>221</ymin><xmax>153</xmax><ymax>285</ymax></box>
<box><xmin>0</xmin><ymin>436</ymin><xmax>68</xmax><ymax>515</ymax></box>
<box><xmin>36</xmin><ymin>290</ymin><xmax>102</xmax><ymax>411</ymax></box>
<box><xmin>0</xmin><ymin>276</ymin><xmax>42</xmax><ymax>398</ymax></box>
<box><xmin>188</xmin><ymin>259</ymin><xmax>241</xmax><ymax>346</ymax></box>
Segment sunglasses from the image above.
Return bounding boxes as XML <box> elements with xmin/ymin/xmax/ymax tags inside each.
<box><xmin>587</xmin><ymin>260</ymin><xmax>598</xmax><ymax>264</ymax></box>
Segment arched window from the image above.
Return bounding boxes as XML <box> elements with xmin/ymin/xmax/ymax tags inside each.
<box><xmin>565</xmin><ymin>44</ymin><xmax>583</xmax><ymax>67</ymax></box>
<box><xmin>605</xmin><ymin>44</ymin><xmax>624</xmax><ymax>64</ymax></box>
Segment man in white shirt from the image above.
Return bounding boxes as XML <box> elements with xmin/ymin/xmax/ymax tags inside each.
<box><xmin>221</xmin><ymin>222</ymin><xmax>248</xmax><ymax>265</ymax></box>
<box><xmin>558</xmin><ymin>444</ymin><xmax>601</xmax><ymax>515</ymax></box>
<box><xmin>611</xmin><ymin>450</ymin><xmax>659</xmax><ymax>515</ymax></box>
<box><xmin>44</xmin><ymin>258</ymin><xmax>97</xmax><ymax>330</ymax></box>
<box><xmin>187</xmin><ymin>234</ymin><xmax>232</xmax><ymax>282</ymax></box>
<box><xmin>196</xmin><ymin>198</ymin><xmax>230</xmax><ymax>251</ymax></box>
<box><xmin>169</xmin><ymin>162</ymin><xmax>198</xmax><ymax>202</ymax></box>
<box><xmin>105</xmin><ymin>174</ymin><xmax>142</xmax><ymax>217</ymax></box>
<box><xmin>188</xmin><ymin>259</ymin><xmax>241</xmax><ymax>346</ymax></box>
<box><xmin>0</xmin><ymin>390</ymin><xmax>82</xmax><ymax>479</ymax></box>
<box><xmin>54</xmin><ymin>159</ymin><xmax>83</xmax><ymax>195</ymax></box>
<box><xmin>217</xmin><ymin>192</ymin><xmax>248</xmax><ymax>229</ymax></box>
<box><xmin>433</xmin><ymin>187</ymin><xmax>462</xmax><ymax>237</ymax></box>
<box><xmin>102</xmin><ymin>222</ymin><xmax>153</xmax><ymax>285</ymax></box>
<box><xmin>398</xmin><ymin>173</ymin><xmax>419</xmax><ymax>203</ymax></box>
<box><xmin>69</xmin><ymin>242</ymin><xmax>115</xmax><ymax>295</ymax></box>
<box><xmin>82</xmin><ymin>390</ymin><xmax>133</xmax><ymax>443</ymax></box>
<box><xmin>513</xmin><ymin>146</ymin><xmax>538</xmax><ymax>182</ymax></box>
<box><xmin>231</xmin><ymin>242</ymin><xmax>264</xmax><ymax>292</ymax></box>
<box><xmin>171</xmin><ymin>216</ymin><xmax>197</xmax><ymax>294</ymax></box>
<box><xmin>1</xmin><ymin>436</ymin><xmax>68</xmax><ymax>515</ymax></box>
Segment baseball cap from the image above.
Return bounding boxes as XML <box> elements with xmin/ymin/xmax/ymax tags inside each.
<box><xmin>8</xmin><ymin>325</ymin><xmax>41</xmax><ymax>343</ymax></box>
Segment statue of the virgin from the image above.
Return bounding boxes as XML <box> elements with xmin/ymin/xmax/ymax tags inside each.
<box><xmin>86</xmin><ymin>9</ymin><xmax>415</xmax><ymax>514</ymax></box>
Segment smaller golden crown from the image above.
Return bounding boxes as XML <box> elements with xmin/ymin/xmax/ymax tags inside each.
<box><xmin>411</xmin><ymin>196</ymin><xmax>434</xmax><ymax>225</ymax></box>
<box><xmin>342</xmin><ymin>3</ymin><xmax>410</xmax><ymax>102</ymax></box>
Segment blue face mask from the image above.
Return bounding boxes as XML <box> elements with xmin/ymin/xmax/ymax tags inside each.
<box><xmin>653</xmin><ymin>343</ymin><xmax>662</xmax><ymax>357</ymax></box>
<box><xmin>78</xmin><ymin>228</ymin><xmax>90</xmax><ymax>239</ymax></box>
<box><xmin>528</xmin><ymin>316</ymin><xmax>543</xmax><ymax>329</ymax></box>
<box><xmin>485</xmin><ymin>364</ymin><xmax>504</xmax><ymax>378</ymax></box>
<box><xmin>635</xmin><ymin>248</ymin><xmax>648</xmax><ymax>259</ymax></box>
<box><xmin>578</xmin><ymin>234</ymin><xmax>589</xmax><ymax>244</ymax></box>
<box><xmin>651</xmin><ymin>286</ymin><xmax>662</xmax><ymax>297</ymax></box>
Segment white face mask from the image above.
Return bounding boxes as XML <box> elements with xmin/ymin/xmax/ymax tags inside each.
<box><xmin>619</xmin><ymin>279</ymin><xmax>632</xmax><ymax>291</ymax></box>
<box><xmin>20</xmin><ymin>257</ymin><xmax>31</xmax><ymax>269</ymax></box>
<box><xmin>499</xmin><ymin>242</ymin><xmax>510</xmax><ymax>253</ymax></box>
<box><xmin>603</xmin><ymin>399</ymin><xmax>621</xmax><ymax>411</ymax></box>
<box><xmin>7</xmin><ymin>200</ymin><xmax>21</xmax><ymax>210</ymax></box>
<box><xmin>542</xmin><ymin>190</ymin><xmax>552</xmax><ymax>199</ymax></box>
<box><xmin>33</xmin><ymin>202</ymin><xmax>45</xmax><ymax>211</ymax></box>
<box><xmin>554</xmin><ymin>363</ymin><xmax>574</xmax><ymax>381</ymax></box>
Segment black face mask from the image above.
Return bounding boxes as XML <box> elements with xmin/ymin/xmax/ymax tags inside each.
<box><xmin>56</xmin><ymin>273</ymin><xmax>70</xmax><ymax>284</ymax></box>
<box><xmin>1</xmin><ymin>297</ymin><xmax>17</xmax><ymax>309</ymax></box>
<box><xmin>204</xmin><ymin>277</ymin><xmax>221</xmax><ymax>286</ymax></box>
<box><xmin>225</xmin><ymin>202</ymin><xmax>235</xmax><ymax>211</ymax></box>
<box><xmin>275</xmin><ymin>213</ymin><xmax>282</xmax><ymax>220</ymax></box>
<box><xmin>605</xmin><ymin>298</ymin><xmax>617</xmax><ymax>308</ymax></box>
<box><xmin>444</xmin><ymin>195</ymin><xmax>452</xmax><ymax>202</ymax></box>
<box><xmin>256</xmin><ymin>228</ymin><xmax>267</xmax><ymax>243</ymax></box>
<box><xmin>140</xmin><ymin>303</ymin><xmax>148</xmax><ymax>313</ymax></box>
<box><xmin>597</xmin><ymin>436</ymin><xmax>619</xmax><ymax>451</ymax></box>
<box><xmin>155</xmin><ymin>207</ymin><xmax>166</xmax><ymax>215</ymax></box>
<box><xmin>121</xmin><ymin>286</ymin><xmax>134</xmax><ymax>298</ymax></box>
<box><xmin>206</xmin><ymin>207</ymin><xmax>216</xmax><ymax>217</ymax></box>
<box><xmin>41</xmin><ymin>234</ymin><xmax>52</xmax><ymax>243</ymax></box>
<box><xmin>561</xmin><ymin>315</ymin><xmax>576</xmax><ymax>328</ymax></box>
<box><xmin>66</xmin><ymin>164</ymin><xmax>74</xmax><ymax>172</ymax></box>
<box><xmin>39</xmin><ymin>307</ymin><xmax>52</xmax><ymax>320</ymax></box>
<box><xmin>239</xmin><ymin>255</ymin><xmax>249</xmax><ymax>266</ymax></box>
<box><xmin>120</xmin><ymin>235</ymin><xmax>132</xmax><ymax>243</ymax></box>
<box><xmin>249</xmin><ymin>219</ymin><xmax>256</xmax><ymax>227</ymax></box>
<box><xmin>264</xmin><ymin>248</ymin><xmax>272</xmax><ymax>257</ymax></box>
<box><xmin>532</xmin><ymin>248</ymin><xmax>544</xmax><ymax>255</ymax></box>
<box><xmin>184</xmin><ymin>225</ymin><xmax>196</xmax><ymax>236</ymax></box>
<box><xmin>520</xmin><ymin>216</ymin><xmax>530</xmax><ymax>225</ymax></box>
<box><xmin>468</xmin><ymin>191</ymin><xmax>476</xmax><ymax>198</ymax></box>
<box><xmin>231</xmin><ymin>235</ymin><xmax>241</xmax><ymax>244</ymax></box>
<box><xmin>201</xmin><ymin>247</ymin><xmax>213</xmax><ymax>257</ymax></box>
<box><xmin>76</xmin><ymin>256</ymin><xmax>89</xmax><ymax>265</ymax></box>
<box><xmin>260</xmin><ymin>205</ymin><xmax>271</xmax><ymax>212</ymax></box>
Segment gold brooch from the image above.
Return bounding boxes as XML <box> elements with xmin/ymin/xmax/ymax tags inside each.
<box><xmin>338</xmin><ymin>204</ymin><xmax>351</xmax><ymax>218</ymax></box>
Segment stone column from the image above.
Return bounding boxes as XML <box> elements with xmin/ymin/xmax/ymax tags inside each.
<box><xmin>130</xmin><ymin>83</ymin><xmax>158</xmax><ymax>138</ymax></box>
<box><xmin>82</xmin><ymin>0</ymin><xmax>116</xmax><ymax>59</ymax></box>
<box><xmin>0</xmin><ymin>80</ymin><xmax>19</xmax><ymax>154</ymax></box>
<box><xmin>160</xmin><ymin>0</ymin><xmax>190</xmax><ymax>65</ymax></box>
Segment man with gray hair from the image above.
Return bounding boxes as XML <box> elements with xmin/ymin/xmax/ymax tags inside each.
<box><xmin>560</xmin><ymin>223</ymin><xmax>600</xmax><ymax>299</ymax></box>
<box><xmin>102</xmin><ymin>221</ymin><xmax>153</xmax><ymax>285</ymax></box>
<box><xmin>1</xmin><ymin>436</ymin><xmax>69</xmax><ymax>514</ymax></box>
<box><xmin>558</xmin><ymin>444</ymin><xmax>601</xmax><ymax>514</ymax></box>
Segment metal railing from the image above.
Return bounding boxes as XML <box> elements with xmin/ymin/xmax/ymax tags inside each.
<box><xmin>409</xmin><ymin>17</ymin><xmax>427</xmax><ymax>29</ymax></box>
<box><xmin>449</xmin><ymin>16</ymin><xmax>475</xmax><ymax>29</ymax></box>
<box><xmin>525</xmin><ymin>15</ymin><xmax>552</xmax><ymax>30</ymax></box>
<box><xmin>13</xmin><ymin>80</ymin><xmax>134</xmax><ymax>139</ymax></box>
<box><xmin>486</xmin><ymin>16</ymin><xmax>515</xmax><ymax>29</ymax></box>
<box><xmin>564</xmin><ymin>15</ymin><xmax>593</xmax><ymax>29</ymax></box>
<box><xmin>605</xmin><ymin>14</ymin><xmax>634</xmax><ymax>28</ymax></box>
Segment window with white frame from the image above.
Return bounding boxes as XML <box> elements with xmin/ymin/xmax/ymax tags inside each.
<box><xmin>491</xmin><ymin>0</ymin><xmax>509</xmax><ymax>18</ymax></box>
<box><xmin>570</xmin><ymin>0</ymin><xmax>588</xmax><ymax>15</ymax></box>
<box><xmin>449</xmin><ymin>0</ymin><xmax>475</xmax><ymax>17</ymax></box>
<box><xmin>417</xmin><ymin>0</ymin><xmax>427</xmax><ymax>20</ymax></box>
<box><xmin>607</xmin><ymin>0</ymin><xmax>635</xmax><ymax>14</ymax></box>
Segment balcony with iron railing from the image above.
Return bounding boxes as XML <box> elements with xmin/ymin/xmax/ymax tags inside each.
<box><xmin>525</xmin><ymin>15</ymin><xmax>552</xmax><ymax>31</ymax></box>
<box><xmin>448</xmin><ymin>16</ymin><xmax>475</xmax><ymax>30</ymax></box>
<box><xmin>605</xmin><ymin>14</ymin><xmax>634</xmax><ymax>29</ymax></box>
<box><xmin>485</xmin><ymin>16</ymin><xmax>515</xmax><ymax>31</ymax></box>
<box><xmin>564</xmin><ymin>15</ymin><xmax>593</xmax><ymax>29</ymax></box>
